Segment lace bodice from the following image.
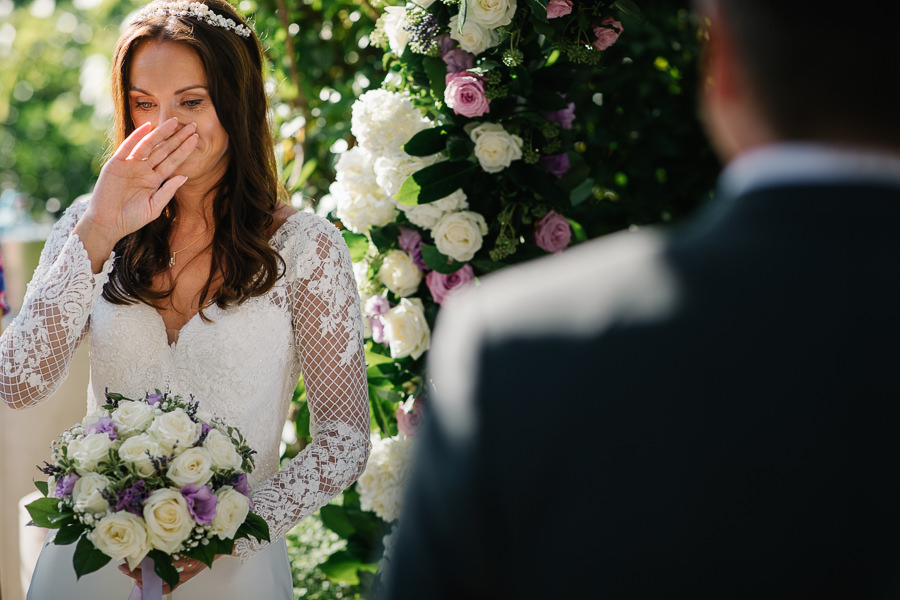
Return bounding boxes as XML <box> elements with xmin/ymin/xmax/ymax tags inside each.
<box><xmin>0</xmin><ymin>200</ymin><xmax>370</xmax><ymax>560</ymax></box>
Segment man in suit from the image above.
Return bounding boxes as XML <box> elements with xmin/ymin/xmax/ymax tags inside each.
<box><xmin>382</xmin><ymin>1</ymin><xmax>900</xmax><ymax>597</ymax></box>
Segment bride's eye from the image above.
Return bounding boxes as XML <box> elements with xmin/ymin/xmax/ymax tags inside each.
<box><xmin>134</xmin><ymin>101</ymin><xmax>154</xmax><ymax>111</ymax></box>
<box><xmin>183</xmin><ymin>99</ymin><xmax>203</xmax><ymax>108</ymax></box>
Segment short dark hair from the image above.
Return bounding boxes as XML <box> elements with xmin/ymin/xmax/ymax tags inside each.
<box><xmin>716</xmin><ymin>0</ymin><xmax>900</xmax><ymax>148</ymax></box>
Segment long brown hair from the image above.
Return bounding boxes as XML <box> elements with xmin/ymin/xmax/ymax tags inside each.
<box><xmin>102</xmin><ymin>0</ymin><xmax>285</xmax><ymax>313</ymax></box>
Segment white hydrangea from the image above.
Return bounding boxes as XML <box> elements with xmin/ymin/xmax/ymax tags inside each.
<box><xmin>331</xmin><ymin>146</ymin><xmax>399</xmax><ymax>234</ymax></box>
<box><xmin>351</xmin><ymin>90</ymin><xmax>431</xmax><ymax>155</ymax></box>
<box><xmin>357</xmin><ymin>434</ymin><xmax>416</xmax><ymax>523</ymax></box>
<box><xmin>399</xmin><ymin>189</ymin><xmax>469</xmax><ymax>231</ymax></box>
<box><xmin>373</xmin><ymin>152</ymin><xmax>441</xmax><ymax>197</ymax></box>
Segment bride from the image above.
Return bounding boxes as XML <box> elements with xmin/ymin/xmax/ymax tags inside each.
<box><xmin>0</xmin><ymin>1</ymin><xmax>370</xmax><ymax>597</ymax></box>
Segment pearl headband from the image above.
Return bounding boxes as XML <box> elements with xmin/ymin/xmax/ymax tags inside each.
<box><xmin>135</xmin><ymin>1</ymin><xmax>252</xmax><ymax>38</ymax></box>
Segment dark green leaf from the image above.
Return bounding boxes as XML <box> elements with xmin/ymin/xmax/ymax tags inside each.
<box><xmin>524</xmin><ymin>0</ymin><xmax>549</xmax><ymax>22</ymax></box>
<box><xmin>369</xmin><ymin>224</ymin><xmax>400</xmax><ymax>253</ymax></box>
<box><xmin>54</xmin><ymin>521</ymin><xmax>85</xmax><ymax>545</ymax></box>
<box><xmin>570</xmin><ymin>177</ymin><xmax>595</xmax><ymax>206</ymax></box>
<box><xmin>148</xmin><ymin>550</ymin><xmax>180</xmax><ymax>591</ymax></box>
<box><xmin>568</xmin><ymin>217</ymin><xmax>587</xmax><ymax>243</ymax></box>
<box><xmin>613</xmin><ymin>0</ymin><xmax>643</xmax><ymax>20</ymax></box>
<box><xmin>294</xmin><ymin>399</ymin><xmax>311</xmax><ymax>440</ymax></box>
<box><xmin>342</xmin><ymin>231</ymin><xmax>369</xmax><ymax>262</ymax></box>
<box><xmin>183</xmin><ymin>539</ymin><xmax>218</xmax><ymax>568</ymax></box>
<box><xmin>403</xmin><ymin>127</ymin><xmax>447</xmax><ymax>157</ymax></box>
<box><xmin>73</xmin><ymin>535</ymin><xmax>111</xmax><ymax>579</ymax></box>
<box><xmin>421</xmin><ymin>246</ymin><xmax>465</xmax><ymax>274</ymax></box>
<box><xmin>319</xmin><ymin>550</ymin><xmax>378</xmax><ymax>585</ymax></box>
<box><xmin>395</xmin><ymin>161</ymin><xmax>477</xmax><ymax>207</ymax></box>
<box><xmin>34</xmin><ymin>480</ymin><xmax>49</xmax><ymax>496</ymax></box>
<box><xmin>26</xmin><ymin>497</ymin><xmax>63</xmax><ymax>528</ymax></box>
<box><xmin>237</xmin><ymin>512</ymin><xmax>271</xmax><ymax>543</ymax></box>
<box><xmin>424</xmin><ymin>56</ymin><xmax>448</xmax><ymax>100</ymax></box>
<box><xmin>320</xmin><ymin>504</ymin><xmax>357</xmax><ymax>539</ymax></box>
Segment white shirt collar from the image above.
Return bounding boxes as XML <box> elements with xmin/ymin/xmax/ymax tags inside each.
<box><xmin>719</xmin><ymin>143</ymin><xmax>900</xmax><ymax>198</ymax></box>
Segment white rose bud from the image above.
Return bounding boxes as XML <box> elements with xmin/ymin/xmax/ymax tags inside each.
<box><xmin>112</xmin><ymin>401</ymin><xmax>157</xmax><ymax>436</ymax></box>
<box><xmin>89</xmin><ymin>512</ymin><xmax>151</xmax><ymax>571</ymax></box>
<box><xmin>382</xmin><ymin>298</ymin><xmax>431</xmax><ymax>360</ymax></box>
<box><xmin>68</xmin><ymin>432</ymin><xmax>115</xmax><ymax>475</ymax></box>
<box><xmin>448</xmin><ymin>14</ymin><xmax>500</xmax><ymax>55</ymax></box>
<box><xmin>211</xmin><ymin>487</ymin><xmax>251</xmax><ymax>540</ymax></box>
<box><xmin>379</xmin><ymin>250</ymin><xmax>423</xmax><ymax>297</ymax></box>
<box><xmin>469</xmin><ymin>122</ymin><xmax>523</xmax><ymax>174</ymax></box>
<box><xmin>166</xmin><ymin>447</ymin><xmax>214</xmax><ymax>488</ymax></box>
<box><xmin>465</xmin><ymin>0</ymin><xmax>516</xmax><ymax>28</ymax></box>
<box><xmin>203</xmin><ymin>429</ymin><xmax>243</xmax><ymax>471</ymax></box>
<box><xmin>118</xmin><ymin>434</ymin><xmax>163</xmax><ymax>477</ymax></box>
<box><xmin>147</xmin><ymin>409</ymin><xmax>201</xmax><ymax>455</ymax></box>
<box><xmin>432</xmin><ymin>211</ymin><xmax>489</xmax><ymax>263</ymax></box>
<box><xmin>143</xmin><ymin>488</ymin><xmax>194</xmax><ymax>553</ymax></box>
<box><xmin>72</xmin><ymin>472</ymin><xmax>110</xmax><ymax>514</ymax></box>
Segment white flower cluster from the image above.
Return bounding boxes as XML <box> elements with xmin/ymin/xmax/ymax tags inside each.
<box><xmin>136</xmin><ymin>1</ymin><xmax>252</xmax><ymax>38</ymax></box>
<box><xmin>357</xmin><ymin>434</ymin><xmax>416</xmax><ymax>523</ymax></box>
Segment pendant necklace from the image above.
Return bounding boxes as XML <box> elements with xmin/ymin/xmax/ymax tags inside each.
<box><xmin>169</xmin><ymin>227</ymin><xmax>211</xmax><ymax>268</ymax></box>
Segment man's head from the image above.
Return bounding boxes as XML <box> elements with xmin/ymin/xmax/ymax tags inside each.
<box><xmin>699</xmin><ymin>1</ymin><xmax>900</xmax><ymax>161</ymax></box>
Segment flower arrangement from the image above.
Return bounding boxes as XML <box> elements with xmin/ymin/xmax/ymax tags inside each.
<box><xmin>25</xmin><ymin>390</ymin><xmax>269</xmax><ymax>591</ymax></box>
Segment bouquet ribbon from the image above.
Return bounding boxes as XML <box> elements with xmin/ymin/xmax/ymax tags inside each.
<box><xmin>127</xmin><ymin>556</ymin><xmax>163</xmax><ymax>600</ymax></box>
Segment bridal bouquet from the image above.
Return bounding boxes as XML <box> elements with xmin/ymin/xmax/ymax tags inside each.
<box><xmin>25</xmin><ymin>390</ymin><xmax>269</xmax><ymax>591</ymax></box>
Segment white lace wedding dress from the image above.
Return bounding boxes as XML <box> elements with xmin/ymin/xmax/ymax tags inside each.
<box><xmin>1</xmin><ymin>200</ymin><xmax>370</xmax><ymax>599</ymax></box>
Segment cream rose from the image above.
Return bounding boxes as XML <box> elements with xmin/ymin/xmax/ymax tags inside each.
<box><xmin>210</xmin><ymin>487</ymin><xmax>251</xmax><ymax>540</ymax></box>
<box><xmin>147</xmin><ymin>409</ymin><xmax>201</xmax><ymax>454</ymax></box>
<box><xmin>166</xmin><ymin>447</ymin><xmax>214</xmax><ymax>488</ymax></box>
<box><xmin>382</xmin><ymin>298</ymin><xmax>431</xmax><ymax>360</ymax></box>
<box><xmin>379</xmin><ymin>250</ymin><xmax>423</xmax><ymax>297</ymax></box>
<box><xmin>72</xmin><ymin>472</ymin><xmax>110</xmax><ymax>514</ymax></box>
<box><xmin>68</xmin><ymin>432</ymin><xmax>115</xmax><ymax>475</ymax></box>
<box><xmin>89</xmin><ymin>512</ymin><xmax>151</xmax><ymax>570</ymax></box>
<box><xmin>112</xmin><ymin>401</ymin><xmax>156</xmax><ymax>436</ymax></box>
<box><xmin>203</xmin><ymin>429</ymin><xmax>243</xmax><ymax>471</ymax></box>
<box><xmin>469</xmin><ymin>122</ymin><xmax>523</xmax><ymax>174</ymax></box>
<box><xmin>432</xmin><ymin>211</ymin><xmax>489</xmax><ymax>262</ymax></box>
<box><xmin>448</xmin><ymin>14</ymin><xmax>500</xmax><ymax>55</ymax></box>
<box><xmin>118</xmin><ymin>434</ymin><xmax>163</xmax><ymax>477</ymax></box>
<box><xmin>381</xmin><ymin>5</ymin><xmax>410</xmax><ymax>56</ymax></box>
<box><xmin>465</xmin><ymin>0</ymin><xmax>516</xmax><ymax>28</ymax></box>
<box><xmin>143</xmin><ymin>488</ymin><xmax>195</xmax><ymax>553</ymax></box>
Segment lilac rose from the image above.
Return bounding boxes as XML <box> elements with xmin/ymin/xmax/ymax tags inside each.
<box><xmin>443</xmin><ymin>48</ymin><xmax>476</xmax><ymax>73</ymax></box>
<box><xmin>396</xmin><ymin>398</ymin><xmax>426</xmax><ymax>437</ymax></box>
<box><xmin>444</xmin><ymin>72</ymin><xmax>490</xmax><ymax>118</ymax></box>
<box><xmin>181</xmin><ymin>483</ymin><xmax>218</xmax><ymax>525</ymax></box>
<box><xmin>115</xmin><ymin>480</ymin><xmax>149</xmax><ymax>515</ymax></box>
<box><xmin>54</xmin><ymin>473</ymin><xmax>80</xmax><ymax>498</ymax></box>
<box><xmin>87</xmin><ymin>416</ymin><xmax>118</xmax><ymax>440</ymax></box>
<box><xmin>398</xmin><ymin>227</ymin><xmax>428</xmax><ymax>270</ymax></box>
<box><xmin>534</xmin><ymin>211</ymin><xmax>572</xmax><ymax>254</ymax></box>
<box><xmin>592</xmin><ymin>17</ymin><xmax>623</xmax><ymax>51</ymax></box>
<box><xmin>544</xmin><ymin>101</ymin><xmax>576</xmax><ymax>130</ymax></box>
<box><xmin>546</xmin><ymin>0</ymin><xmax>573</xmax><ymax>19</ymax></box>
<box><xmin>540</xmin><ymin>153</ymin><xmax>570</xmax><ymax>178</ymax></box>
<box><xmin>426</xmin><ymin>264</ymin><xmax>475</xmax><ymax>305</ymax></box>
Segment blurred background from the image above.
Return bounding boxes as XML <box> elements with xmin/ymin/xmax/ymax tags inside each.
<box><xmin>0</xmin><ymin>1</ymin><xmax>719</xmax><ymax>598</ymax></box>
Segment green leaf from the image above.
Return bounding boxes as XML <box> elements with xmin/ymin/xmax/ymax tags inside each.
<box><xmin>73</xmin><ymin>535</ymin><xmax>111</xmax><ymax>580</ymax></box>
<box><xmin>319</xmin><ymin>504</ymin><xmax>357</xmax><ymax>539</ymax></box>
<box><xmin>319</xmin><ymin>550</ymin><xmax>378</xmax><ymax>585</ymax></box>
<box><xmin>524</xmin><ymin>0</ymin><xmax>549</xmax><ymax>22</ymax></box>
<box><xmin>183</xmin><ymin>539</ymin><xmax>218</xmax><ymax>568</ymax></box>
<box><xmin>54</xmin><ymin>521</ymin><xmax>85</xmax><ymax>545</ymax></box>
<box><xmin>424</xmin><ymin>56</ymin><xmax>448</xmax><ymax>100</ymax></box>
<box><xmin>26</xmin><ymin>497</ymin><xmax>63</xmax><ymax>528</ymax></box>
<box><xmin>342</xmin><ymin>230</ymin><xmax>369</xmax><ymax>262</ymax></box>
<box><xmin>613</xmin><ymin>0</ymin><xmax>643</xmax><ymax>20</ymax></box>
<box><xmin>568</xmin><ymin>217</ymin><xmax>587</xmax><ymax>243</ymax></box>
<box><xmin>237</xmin><ymin>512</ymin><xmax>271</xmax><ymax>543</ymax></box>
<box><xmin>294</xmin><ymin>399</ymin><xmax>311</xmax><ymax>440</ymax></box>
<box><xmin>403</xmin><ymin>127</ymin><xmax>447</xmax><ymax>157</ymax></box>
<box><xmin>421</xmin><ymin>245</ymin><xmax>465</xmax><ymax>274</ymax></box>
<box><xmin>570</xmin><ymin>177</ymin><xmax>595</xmax><ymax>206</ymax></box>
<box><xmin>395</xmin><ymin>161</ymin><xmax>477</xmax><ymax>207</ymax></box>
<box><xmin>148</xmin><ymin>550</ymin><xmax>180</xmax><ymax>591</ymax></box>
<box><xmin>34</xmin><ymin>480</ymin><xmax>49</xmax><ymax>496</ymax></box>
<box><xmin>369</xmin><ymin>224</ymin><xmax>400</xmax><ymax>253</ymax></box>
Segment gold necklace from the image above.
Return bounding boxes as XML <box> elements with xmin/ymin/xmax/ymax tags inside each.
<box><xmin>169</xmin><ymin>227</ymin><xmax>211</xmax><ymax>268</ymax></box>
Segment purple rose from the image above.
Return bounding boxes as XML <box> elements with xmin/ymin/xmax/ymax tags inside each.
<box><xmin>365</xmin><ymin>295</ymin><xmax>390</xmax><ymax>316</ymax></box>
<box><xmin>592</xmin><ymin>17</ymin><xmax>623</xmax><ymax>51</ymax></box>
<box><xmin>229</xmin><ymin>472</ymin><xmax>254</xmax><ymax>510</ymax></box>
<box><xmin>540</xmin><ymin>153</ymin><xmax>570</xmax><ymax>178</ymax></box>
<box><xmin>444</xmin><ymin>72</ymin><xmax>490</xmax><ymax>118</ymax></box>
<box><xmin>544</xmin><ymin>101</ymin><xmax>576</xmax><ymax>130</ymax></box>
<box><xmin>396</xmin><ymin>398</ymin><xmax>426</xmax><ymax>437</ymax></box>
<box><xmin>181</xmin><ymin>483</ymin><xmax>218</xmax><ymax>525</ymax></box>
<box><xmin>534</xmin><ymin>211</ymin><xmax>572</xmax><ymax>254</ymax></box>
<box><xmin>370</xmin><ymin>315</ymin><xmax>386</xmax><ymax>344</ymax></box>
<box><xmin>146</xmin><ymin>393</ymin><xmax>163</xmax><ymax>406</ymax></box>
<box><xmin>546</xmin><ymin>0</ymin><xmax>573</xmax><ymax>18</ymax></box>
<box><xmin>426</xmin><ymin>264</ymin><xmax>475</xmax><ymax>305</ymax></box>
<box><xmin>115</xmin><ymin>480</ymin><xmax>149</xmax><ymax>515</ymax></box>
<box><xmin>442</xmin><ymin>48</ymin><xmax>475</xmax><ymax>74</ymax></box>
<box><xmin>397</xmin><ymin>227</ymin><xmax>423</xmax><ymax>254</ymax></box>
<box><xmin>87</xmin><ymin>416</ymin><xmax>118</xmax><ymax>440</ymax></box>
<box><xmin>53</xmin><ymin>473</ymin><xmax>80</xmax><ymax>498</ymax></box>
<box><xmin>438</xmin><ymin>34</ymin><xmax>456</xmax><ymax>55</ymax></box>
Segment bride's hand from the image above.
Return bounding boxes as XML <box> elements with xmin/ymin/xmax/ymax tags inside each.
<box><xmin>118</xmin><ymin>553</ymin><xmax>225</xmax><ymax>593</ymax></box>
<box><xmin>74</xmin><ymin>117</ymin><xmax>198</xmax><ymax>271</ymax></box>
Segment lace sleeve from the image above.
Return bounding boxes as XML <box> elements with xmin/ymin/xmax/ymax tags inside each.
<box><xmin>0</xmin><ymin>200</ymin><xmax>115</xmax><ymax>409</ymax></box>
<box><xmin>235</xmin><ymin>215</ymin><xmax>370</xmax><ymax>559</ymax></box>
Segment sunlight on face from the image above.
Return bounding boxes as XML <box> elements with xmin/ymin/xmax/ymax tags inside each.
<box><xmin>128</xmin><ymin>40</ymin><xmax>229</xmax><ymax>187</ymax></box>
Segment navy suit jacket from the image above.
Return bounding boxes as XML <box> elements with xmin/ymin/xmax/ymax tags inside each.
<box><xmin>381</xmin><ymin>179</ymin><xmax>900</xmax><ymax>599</ymax></box>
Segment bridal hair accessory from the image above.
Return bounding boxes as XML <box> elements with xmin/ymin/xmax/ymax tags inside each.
<box><xmin>135</xmin><ymin>1</ymin><xmax>252</xmax><ymax>38</ymax></box>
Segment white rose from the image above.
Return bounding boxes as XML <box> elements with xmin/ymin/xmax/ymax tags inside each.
<box><xmin>465</xmin><ymin>0</ymin><xmax>516</xmax><ymax>28</ymax></box>
<box><xmin>381</xmin><ymin>5</ymin><xmax>410</xmax><ymax>56</ymax></box>
<box><xmin>112</xmin><ymin>401</ymin><xmax>156</xmax><ymax>436</ymax></box>
<box><xmin>357</xmin><ymin>434</ymin><xmax>415</xmax><ymax>522</ymax></box>
<box><xmin>118</xmin><ymin>434</ymin><xmax>163</xmax><ymax>477</ymax></box>
<box><xmin>332</xmin><ymin>179</ymin><xmax>399</xmax><ymax>234</ymax></box>
<box><xmin>203</xmin><ymin>429</ymin><xmax>243</xmax><ymax>471</ymax></box>
<box><xmin>89</xmin><ymin>512</ymin><xmax>151</xmax><ymax>570</ymax></box>
<box><xmin>72</xmin><ymin>472</ymin><xmax>110</xmax><ymax>513</ymax></box>
<box><xmin>147</xmin><ymin>409</ymin><xmax>201</xmax><ymax>454</ymax></box>
<box><xmin>399</xmin><ymin>189</ymin><xmax>469</xmax><ymax>231</ymax></box>
<box><xmin>448</xmin><ymin>14</ymin><xmax>500</xmax><ymax>55</ymax></box>
<box><xmin>373</xmin><ymin>153</ymin><xmax>439</xmax><ymax>197</ymax></box>
<box><xmin>382</xmin><ymin>298</ymin><xmax>431</xmax><ymax>360</ymax></box>
<box><xmin>143</xmin><ymin>488</ymin><xmax>195</xmax><ymax>553</ymax></box>
<box><xmin>211</xmin><ymin>487</ymin><xmax>251</xmax><ymax>540</ymax></box>
<box><xmin>432</xmin><ymin>211</ymin><xmax>489</xmax><ymax>262</ymax></box>
<box><xmin>469</xmin><ymin>122</ymin><xmax>523</xmax><ymax>174</ymax></box>
<box><xmin>166</xmin><ymin>447</ymin><xmax>214</xmax><ymax>487</ymax></box>
<box><xmin>379</xmin><ymin>250</ymin><xmax>423</xmax><ymax>297</ymax></box>
<box><xmin>68</xmin><ymin>432</ymin><xmax>115</xmax><ymax>475</ymax></box>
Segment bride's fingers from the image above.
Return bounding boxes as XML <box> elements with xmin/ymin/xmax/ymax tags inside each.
<box><xmin>152</xmin><ymin>130</ymin><xmax>199</xmax><ymax>179</ymax></box>
<box><xmin>125</xmin><ymin>117</ymin><xmax>180</xmax><ymax>161</ymax></box>
<box><xmin>111</xmin><ymin>122</ymin><xmax>154</xmax><ymax>161</ymax></box>
<box><xmin>145</xmin><ymin>122</ymin><xmax>197</xmax><ymax>169</ymax></box>
<box><xmin>149</xmin><ymin>175</ymin><xmax>189</xmax><ymax>217</ymax></box>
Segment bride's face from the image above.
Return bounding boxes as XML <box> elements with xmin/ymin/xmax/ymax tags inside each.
<box><xmin>127</xmin><ymin>40</ymin><xmax>229</xmax><ymax>186</ymax></box>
